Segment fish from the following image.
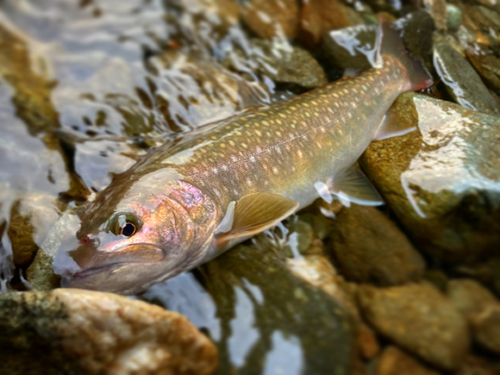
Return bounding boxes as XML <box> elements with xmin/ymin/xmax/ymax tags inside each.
<box><xmin>50</xmin><ymin>22</ymin><xmax>432</xmax><ymax>294</ymax></box>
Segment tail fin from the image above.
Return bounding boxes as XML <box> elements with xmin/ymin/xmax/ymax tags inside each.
<box><xmin>378</xmin><ymin>21</ymin><xmax>433</xmax><ymax>91</ymax></box>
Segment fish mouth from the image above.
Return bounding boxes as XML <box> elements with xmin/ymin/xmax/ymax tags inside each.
<box><xmin>57</xmin><ymin>243</ymin><xmax>165</xmax><ymax>280</ymax></box>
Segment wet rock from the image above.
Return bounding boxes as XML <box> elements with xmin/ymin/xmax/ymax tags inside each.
<box><xmin>0</xmin><ymin>289</ymin><xmax>217</xmax><ymax>375</ymax></box>
<box><xmin>423</xmin><ymin>0</ymin><xmax>447</xmax><ymax>31</ymax></box>
<box><xmin>446</xmin><ymin>4</ymin><xmax>463</xmax><ymax>31</ymax></box>
<box><xmin>466</xmin><ymin>50</ymin><xmax>500</xmax><ymax>96</ymax></box>
<box><xmin>468</xmin><ymin>6</ymin><xmax>500</xmax><ymax>34</ymax></box>
<box><xmin>321</xmin><ymin>12</ymin><xmax>434</xmax><ymax>73</ymax></box>
<box><xmin>360</xmin><ymin>93</ymin><xmax>500</xmax><ymax>264</ymax></box>
<box><xmin>242</xmin><ymin>0</ymin><xmax>299</xmax><ymax>40</ymax></box>
<box><xmin>300</xmin><ymin>0</ymin><xmax>363</xmax><ymax>47</ymax></box>
<box><xmin>357</xmin><ymin>283</ymin><xmax>469</xmax><ymax>370</ymax></box>
<box><xmin>25</xmin><ymin>249</ymin><xmax>60</xmax><ymax>291</ymax></box>
<box><xmin>433</xmin><ymin>41</ymin><xmax>500</xmax><ymax>116</ymax></box>
<box><xmin>328</xmin><ymin>204</ymin><xmax>425</xmax><ymax>286</ymax></box>
<box><xmin>144</xmin><ymin>243</ymin><xmax>356</xmax><ymax>375</ymax></box>
<box><xmin>375</xmin><ymin>346</ymin><xmax>440</xmax><ymax>375</ymax></box>
<box><xmin>448</xmin><ymin>279</ymin><xmax>500</xmax><ymax>354</ymax></box>
<box><xmin>321</xmin><ymin>24</ymin><xmax>378</xmax><ymax>72</ymax></box>
<box><xmin>224</xmin><ymin>39</ymin><xmax>327</xmax><ymax>90</ymax></box>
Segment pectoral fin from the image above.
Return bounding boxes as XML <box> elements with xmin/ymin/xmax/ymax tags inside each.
<box><xmin>331</xmin><ymin>166</ymin><xmax>384</xmax><ymax>206</ymax></box>
<box><xmin>216</xmin><ymin>193</ymin><xmax>299</xmax><ymax>242</ymax></box>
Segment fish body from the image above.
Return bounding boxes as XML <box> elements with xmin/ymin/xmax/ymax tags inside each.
<box><xmin>52</xmin><ymin>24</ymin><xmax>431</xmax><ymax>294</ymax></box>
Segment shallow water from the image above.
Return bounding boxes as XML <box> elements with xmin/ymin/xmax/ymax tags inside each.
<box><xmin>1</xmin><ymin>0</ymin><xmax>500</xmax><ymax>373</ymax></box>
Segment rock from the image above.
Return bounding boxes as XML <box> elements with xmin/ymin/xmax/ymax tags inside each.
<box><xmin>466</xmin><ymin>50</ymin><xmax>500</xmax><ymax>96</ymax></box>
<box><xmin>224</xmin><ymin>39</ymin><xmax>327</xmax><ymax>91</ymax></box>
<box><xmin>0</xmin><ymin>289</ymin><xmax>217</xmax><ymax>375</ymax></box>
<box><xmin>375</xmin><ymin>346</ymin><xmax>441</xmax><ymax>375</ymax></box>
<box><xmin>473</xmin><ymin>307</ymin><xmax>500</xmax><ymax>354</ymax></box>
<box><xmin>241</xmin><ymin>0</ymin><xmax>300</xmax><ymax>40</ymax></box>
<box><xmin>143</xmin><ymin>243</ymin><xmax>357</xmax><ymax>374</ymax></box>
<box><xmin>446</xmin><ymin>4</ymin><xmax>463</xmax><ymax>31</ymax></box>
<box><xmin>25</xmin><ymin>249</ymin><xmax>60</xmax><ymax>291</ymax></box>
<box><xmin>300</xmin><ymin>0</ymin><xmax>363</xmax><ymax>47</ymax></box>
<box><xmin>423</xmin><ymin>0</ymin><xmax>447</xmax><ymax>31</ymax></box>
<box><xmin>453</xmin><ymin>257</ymin><xmax>500</xmax><ymax>296</ymax></box>
<box><xmin>467</xmin><ymin>6</ymin><xmax>500</xmax><ymax>35</ymax></box>
<box><xmin>357</xmin><ymin>283</ymin><xmax>469</xmax><ymax>370</ymax></box>
<box><xmin>360</xmin><ymin>93</ymin><xmax>500</xmax><ymax>264</ymax></box>
<box><xmin>328</xmin><ymin>204</ymin><xmax>425</xmax><ymax>286</ymax></box>
<box><xmin>357</xmin><ymin>323</ymin><xmax>380</xmax><ymax>361</ymax></box>
<box><xmin>433</xmin><ymin>41</ymin><xmax>500</xmax><ymax>116</ymax></box>
<box><xmin>321</xmin><ymin>24</ymin><xmax>378</xmax><ymax>72</ymax></box>
<box><xmin>448</xmin><ymin>279</ymin><xmax>500</xmax><ymax>354</ymax></box>
<box><xmin>456</xmin><ymin>355</ymin><xmax>500</xmax><ymax>375</ymax></box>
<box><xmin>321</xmin><ymin>12</ymin><xmax>434</xmax><ymax>73</ymax></box>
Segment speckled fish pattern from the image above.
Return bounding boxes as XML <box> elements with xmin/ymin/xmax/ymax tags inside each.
<box><xmin>148</xmin><ymin>54</ymin><xmax>409</xmax><ymax>211</ymax></box>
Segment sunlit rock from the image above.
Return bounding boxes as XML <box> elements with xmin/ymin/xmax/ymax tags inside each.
<box><xmin>433</xmin><ymin>40</ymin><xmax>500</xmax><ymax>115</ymax></box>
<box><xmin>361</xmin><ymin>93</ymin><xmax>500</xmax><ymax>263</ymax></box>
<box><xmin>0</xmin><ymin>289</ymin><xmax>218</xmax><ymax>375</ymax></box>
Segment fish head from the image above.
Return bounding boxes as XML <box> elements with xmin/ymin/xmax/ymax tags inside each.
<box><xmin>51</xmin><ymin>174</ymin><xmax>218</xmax><ymax>294</ymax></box>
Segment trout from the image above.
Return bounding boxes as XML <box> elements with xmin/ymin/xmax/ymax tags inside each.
<box><xmin>52</xmin><ymin>23</ymin><xmax>431</xmax><ymax>294</ymax></box>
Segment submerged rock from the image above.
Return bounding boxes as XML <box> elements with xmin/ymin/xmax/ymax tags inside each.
<box><xmin>142</xmin><ymin>243</ymin><xmax>356</xmax><ymax>375</ymax></box>
<box><xmin>360</xmin><ymin>93</ymin><xmax>500</xmax><ymax>264</ymax></box>
<box><xmin>0</xmin><ymin>289</ymin><xmax>217</xmax><ymax>375</ymax></box>
<box><xmin>328</xmin><ymin>204</ymin><xmax>425</xmax><ymax>286</ymax></box>
<box><xmin>357</xmin><ymin>283</ymin><xmax>469</xmax><ymax>370</ymax></box>
<box><xmin>433</xmin><ymin>40</ymin><xmax>500</xmax><ymax>116</ymax></box>
<box><xmin>224</xmin><ymin>39</ymin><xmax>327</xmax><ymax>91</ymax></box>
<box><xmin>466</xmin><ymin>49</ymin><xmax>500</xmax><ymax>96</ymax></box>
<box><xmin>375</xmin><ymin>346</ymin><xmax>440</xmax><ymax>375</ymax></box>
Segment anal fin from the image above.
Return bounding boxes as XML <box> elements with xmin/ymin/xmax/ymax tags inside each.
<box><xmin>374</xmin><ymin>112</ymin><xmax>416</xmax><ymax>141</ymax></box>
<box><xmin>331</xmin><ymin>166</ymin><xmax>384</xmax><ymax>206</ymax></box>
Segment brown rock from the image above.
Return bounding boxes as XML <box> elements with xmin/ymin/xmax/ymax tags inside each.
<box><xmin>242</xmin><ymin>0</ymin><xmax>300</xmax><ymax>39</ymax></box>
<box><xmin>448</xmin><ymin>279</ymin><xmax>500</xmax><ymax>354</ymax></box>
<box><xmin>473</xmin><ymin>306</ymin><xmax>500</xmax><ymax>354</ymax></box>
<box><xmin>360</xmin><ymin>93</ymin><xmax>500</xmax><ymax>264</ymax></box>
<box><xmin>300</xmin><ymin>0</ymin><xmax>363</xmax><ymax>46</ymax></box>
<box><xmin>423</xmin><ymin>0</ymin><xmax>448</xmax><ymax>31</ymax></box>
<box><xmin>357</xmin><ymin>283</ymin><xmax>469</xmax><ymax>370</ymax></box>
<box><xmin>376</xmin><ymin>346</ymin><xmax>441</xmax><ymax>375</ymax></box>
<box><xmin>329</xmin><ymin>204</ymin><xmax>425</xmax><ymax>286</ymax></box>
<box><xmin>357</xmin><ymin>323</ymin><xmax>380</xmax><ymax>360</ymax></box>
<box><xmin>0</xmin><ymin>289</ymin><xmax>217</xmax><ymax>375</ymax></box>
<box><xmin>456</xmin><ymin>355</ymin><xmax>500</xmax><ymax>375</ymax></box>
<box><xmin>25</xmin><ymin>250</ymin><xmax>60</xmax><ymax>291</ymax></box>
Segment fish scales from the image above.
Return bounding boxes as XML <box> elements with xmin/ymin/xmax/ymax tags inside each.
<box><xmin>150</xmin><ymin>55</ymin><xmax>407</xmax><ymax>210</ymax></box>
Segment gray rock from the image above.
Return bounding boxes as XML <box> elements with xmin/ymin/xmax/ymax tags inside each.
<box><xmin>329</xmin><ymin>204</ymin><xmax>425</xmax><ymax>286</ymax></box>
<box><xmin>0</xmin><ymin>289</ymin><xmax>218</xmax><ymax>375</ymax></box>
<box><xmin>357</xmin><ymin>283</ymin><xmax>469</xmax><ymax>370</ymax></box>
<box><xmin>433</xmin><ymin>40</ymin><xmax>500</xmax><ymax>116</ymax></box>
<box><xmin>360</xmin><ymin>93</ymin><xmax>500</xmax><ymax>264</ymax></box>
<box><xmin>446</xmin><ymin>4</ymin><xmax>463</xmax><ymax>31</ymax></box>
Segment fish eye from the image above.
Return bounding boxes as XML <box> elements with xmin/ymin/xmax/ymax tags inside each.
<box><xmin>121</xmin><ymin>222</ymin><xmax>136</xmax><ymax>237</ymax></box>
<box><xmin>108</xmin><ymin>212</ymin><xmax>141</xmax><ymax>237</ymax></box>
